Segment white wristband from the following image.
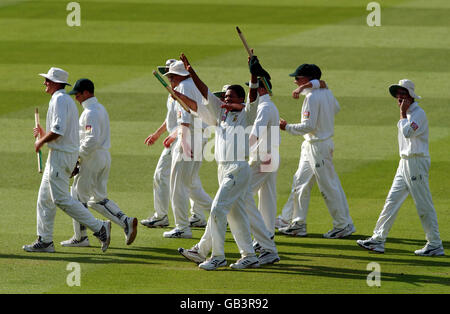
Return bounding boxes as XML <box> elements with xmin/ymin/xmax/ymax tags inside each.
<box><xmin>249</xmin><ymin>81</ymin><xmax>259</xmax><ymax>89</ymax></box>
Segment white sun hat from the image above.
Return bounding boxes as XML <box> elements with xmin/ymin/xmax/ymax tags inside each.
<box><xmin>163</xmin><ymin>60</ymin><xmax>190</xmax><ymax>77</ymax></box>
<box><xmin>157</xmin><ymin>59</ymin><xmax>177</xmax><ymax>75</ymax></box>
<box><xmin>39</xmin><ymin>67</ymin><xmax>71</xmax><ymax>86</ymax></box>
<box><xmin>389</xmin><ymin>79</ymin><xmax>421</xmax><ymax>99</ymax></box>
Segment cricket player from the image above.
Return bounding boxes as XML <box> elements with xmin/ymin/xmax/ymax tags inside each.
<box><xmin>275</xmin><ymin>79</ymin><xmax>329</xmax><ymax>230</ymax></box>
<box><xmin>175</xmin><ymin>54</ymin><xmax>260</xmax><ymax>270</ymax></box>
<box><xmin>141</xmin><ymin>59</ymin><xmax>208</xmax><ymax>229</ymax></box>
<box><xmin>162</xmin><ymin>60</ymin><xmax>213</xmax><ymax>238</ymax></box>
<box><xmin>24</xmin><ymin>67</ymin><xmax>111</xmax><ymax>253</ymax></box>
<box><xmin>279</xmin><ymin>64</ymin><xmax>355</xmax><ymax>238</ymax></box>
<box><xmin>60</xmin><ymin>78</ymin><xmax>138</xmax><ymax>247</ymax></box>
<box><xmin>357</xmin><ymin>79</ymin><xmax>444</xmax><ymax>256</ymax></box>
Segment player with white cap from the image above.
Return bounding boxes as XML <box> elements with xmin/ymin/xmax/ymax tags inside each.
<box><xmin>23</xmin><ymin>67</ymin><xmax>111</xmax><ymax>253</ymax></box>
<box><xmin>141</xmin><ymin>59</ymin><xmax>208</xmax><ymax>229</ymax></box>
<box><xmin>357</xmin><ymin>79</ymin><xmax>444</xmax><ymax>256</ymax></box>
<box><xmin>60</xmin><ymin>78</ymin><xmax>138</xmax><ymax>247</ymax></box>
<box><xmin>279</xmin><ymin>64</ymin><xmax>355</xmax><ymax>239</ymax></box>
<box><xmin>161</xmin><ymin>60</ymin><xmax>213</xmax><ymax>238</ymax></box>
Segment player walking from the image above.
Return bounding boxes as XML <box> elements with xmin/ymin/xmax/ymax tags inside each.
<box><xmin>279</xmin><ymin>64</ymin><xmax>355</xmax><ymax>238</ymax></box>
<box><xmin>162</xmin><ymin>61</ymin><xmax>213</xmax><ymax>238</ymax></box>
<box><xmin>357</xmin><ymin>79</ymin><xmax>444</xmax><ymax>256</ymax></box>
<box><xmin>60</xmin><ymin>78</ymin><xmax>138</xmax><ymax>247</ymax></box>
<box><xmin>141</xmin><ymin>59</ymin><xmax>208</xmax><ymax>229</ymax></box>
<box><xmin>24</xmin><ymin>68</ymin><xmax>111</xmax><ymax>253</ymax></box>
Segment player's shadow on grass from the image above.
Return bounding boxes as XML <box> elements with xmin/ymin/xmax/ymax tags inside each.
<box><xmin>275</xmin><ymin>233</ymin><xmax>449</xmax><ymax>254</ymax></box>
<box><xmin>250</xmin><ymin>263</ymin><xmax>450</xmax><ymax>287</ymax></box>
<box><xmin>0</xmin><ymin>252</ymin><xmax>156</xmax><ymax>265</ymax></box>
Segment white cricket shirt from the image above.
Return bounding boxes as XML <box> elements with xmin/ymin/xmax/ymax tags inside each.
<box><xmin>197</xmin><ymin>90</ymin><xmax>257</xmax><ymax>162</ymax></box>
<box><xmin>174</xmin><ymin>77</ymin><xmax>208</xmax><ymax>154</ymax></box>
<box><xmin>250</xmin><ymin>94</ymin><xmax>280</xmax><ymax>156</ymax></box>
<box><xmin>285</xmin><ymin>88</ymin><xmax>340</xmax><ymax>142</ymax></box>
<box><xmin>46</xmin><ymin>89</ymin><xmax>79</xmax><ymax>153</ymax></box>
<box><xmin>165</xmin><ymin>95</ymin><xmax>178</xmax><ymax>134</ymax></box>
<box><xmin>79</xmin><ymin>97</ymin><xmax>111</xmax><ymax>159</ymax></box>
<box><xmin>397</xmin><ymin>102</ymin><xmax>430</xmax><ymax>158</ymax></box>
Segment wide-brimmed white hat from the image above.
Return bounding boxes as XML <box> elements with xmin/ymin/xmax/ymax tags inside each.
<box><xmin>157</xmin><ymin>59</ymin><xmax>177</xmax><ymax>75</ymax></box>
<box><xmin>39</xmin><ymin>67</ymin><xmax>71</xmax><ymax>86</ymax></box>
<box><xmin>163</xmin><ymin>60</ymin><xmax>190</xmax><ymax>77</ymax></box>
<box><xmin>389</xmin><ymin>79</ymin><xmax>421</xmax><ymax>99</ymax></box>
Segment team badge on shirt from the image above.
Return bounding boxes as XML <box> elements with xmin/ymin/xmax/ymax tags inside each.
<box><xmin>410</xmin><ymin>121</ymin><xmax>419</xmax><ymax>131</ymax></box>
<box><xmin>303</xmin><ymin>111</ymin><xmax>310</xmax><ymax>119</ymax></box>
<box><xmin>85</xmin><ymin>125</ymin><xmax>92</xmax><ymax>133</ymax></box>
<box><xmin>177</xmin><ymin>111</ymin><xmax>182</xmax><ymax>119</ymax></box>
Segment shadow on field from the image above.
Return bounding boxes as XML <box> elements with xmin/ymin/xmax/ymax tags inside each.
<box><xmin>0</xmin><ymin>246</ymin><xmax>189</xmax><ymax>265</ymax></box>
<box><xmin>0</xmin><ymin>252</ymin><xmax>154</xmax><ymax>265</ymax></box>
<box><xmin>250</xmin><ymin>263</ymin><xmax>450</xmax><ymax>287</ymax></box>
<box><xmin>267</xmin><ymin>233</ymin><xmax>450</xmax><ymax>287</ymax></box>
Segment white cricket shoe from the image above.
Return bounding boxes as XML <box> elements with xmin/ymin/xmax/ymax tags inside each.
<box><xmin>124</xmin><ymin>217</ymin><xmax>138</xmax><ymax>245</ymax></box>
<box><xmin>258</xmin><ymin>250</ymin><xmax>280</xmax><ymax>265</ymax></box>
<box><xmin>279</xmin><ymin>221</ymin><xmax>307</xmax><ymax>237</ymax></box>
<box><xmin>60</xmin><ymin>236</ymin><xmax>90</xmax><ymax>247</ymax></box>
<box><xmin>275</xmin><ymin>216</ymin><xmax>290</xmax><ymax>230</ymax></box>
<box><xmin>189</xmin><ymin>214</ymin><xmax>207</xmax><ymax>228</ymax></box>
<box><xmin>140</xmin><ymin>215</ymin><xmax>169</xmax><ymax>228</ymax></box>
<box><xmin>414</xmin><ymin>244</ymin><xmax>445</xmax><ymax>257</ymax></box>
<box><xmin>163</xmin><ymin>227</ymin><xmax>192</xmax><ymax>239</ymax></box>
<box><xmin>23</xmin><ymin>237</ymin><xmax>55</xmax><ymax>253</ymax></box>
<box><xmin>178</xmin><ymin>245</ymin><xmax>206</xmax><ymax>264</ymax></box>
<box><xmin>93</xmin><ymin>221</ymin><xmax>111</xmax><ymax>252</ymax></box>
<box><xmin>199</xmin><ymin>256</ymin><xmax>227</xmax><ymax>271</ymax></box>
<box><xmin>356</xmin><ymin>238</ymin><xmax>385</xmax><ymax>253</ymax></box>
<box><xmin>230</xmin><ymin>255</ymin><xmax>260</xmax><ymax>270</ymax></box>
<box><xmin>323</xmin><ymin>223</ymin><xmax>356</xmax><ymax>239</ymax></box>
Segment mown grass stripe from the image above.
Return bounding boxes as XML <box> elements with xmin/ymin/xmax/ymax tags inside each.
<box><xmin>0</xmin><ymin>41</ymin><xmax>448</xmax><ymax>73</ymax></box>
<box><xmin>1</xmin><ymin>1</ymin><xmax>448</xmax><ymax>26</ymax></box>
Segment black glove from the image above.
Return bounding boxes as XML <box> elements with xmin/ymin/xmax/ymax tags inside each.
<box><xmin>249</xmin><ymin>56</ymin><xmax>271</xmax><ymax>80</ymax></box>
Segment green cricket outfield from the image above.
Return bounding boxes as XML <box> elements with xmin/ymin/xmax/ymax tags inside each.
<box><xmin>0</xmin><ymin>0</ymin><xmax>449</xmax><ymax>294</ymax></box>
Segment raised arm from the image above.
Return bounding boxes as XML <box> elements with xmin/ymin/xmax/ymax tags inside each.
<box><xmin>180</xmin><ymin>53</ymin><xmax>208</xmax><ymax>99</ymax></box>
<box><xmin>292</xmin><ymin>79</ymin><xmax>327</xmax><ymax>99</ymax></box>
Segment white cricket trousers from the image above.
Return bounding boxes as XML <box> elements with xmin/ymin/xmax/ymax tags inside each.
<box><xmin>244</xmin><ymin>162</ymin><xmax>278</xmax><ymax>250</ymax></box>
<box><xmin>153</xmin><ymin>147</ymin><xmax>172</xmax><ymax>218</ymax></box>
<box><xmin>197</xmin><ymin>161</ymin><xmax>255</xmax><ymax>258</ymax></box>
<box><xmin>37</xmin><ymin>150</ymin><xmax>103</xmax><ymax>243</ymax></box>
<box><xmin>170</xmin><ymin>149</ymin><xmax>212</xmax><ymax>230</ymax></box>
<box><xmin>197</xmin><ymin>162</ymin><xmax>277</xmax><ymax>257</ymax></box>
<box><xmin>291</xmin><ymin>139</ymin><xmax>353</xmax><ymax>229</ymax></box>
<box><xmin>70</xmin><ymin>150</ymin><xmax>127</xmax><ymax>239</ymax></box>
<box><xmin>153</xmin><ymin>146</ymin><xmax>207</xmax><ymax>221</ymax></box>
<box><xmin>279</xmin><ymin>178</ymin><xmax>295</xmax><ymax>222</ymax></box>
<box><xmin>372</xmin><ymin>157</ymin><xmax>442</xmax><ymax>247</ymax></box>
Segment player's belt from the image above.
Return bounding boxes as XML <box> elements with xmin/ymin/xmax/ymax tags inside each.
<box><xmin>306</xmin><ymin>136</ymin><xmax>332</xmax><ymax>143</ymax></box>
<box><xmin>401</xmin><ymin>153</ymin><xmax>427</xmax><ymax>159</ymax></box>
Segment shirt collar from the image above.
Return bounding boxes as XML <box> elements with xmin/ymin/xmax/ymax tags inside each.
<box><xmin>52</xmin><ymin>89</ymin><xmax>66</xmax><ymax>96</ymax></box>
<box><xmin>259</xmin><ymin>94</ymin><xmax>271</xmax><ymax>102</ymax></box>
<box><xmin>407</xmin><ymin>101</ymin><xmax>418</xmax><ymax>113</ymax></box>
<box><xmin>82</xmin><ymin>96</ymin><xmax>98</xmax><ymax>109</ymax></box>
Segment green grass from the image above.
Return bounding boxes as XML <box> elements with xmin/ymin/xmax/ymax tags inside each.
<box><xmin>0</xmin><ymin>0</ymin><xmax>449</xmax><ymax>294</ymax></box>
